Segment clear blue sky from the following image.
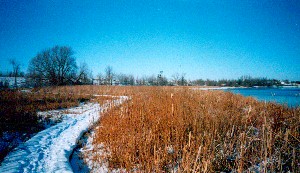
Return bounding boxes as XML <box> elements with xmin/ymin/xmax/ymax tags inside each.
<box><xmin>0</xmin><ymin>0</ymin><xmax>299</xmax><ymax>80</ymax></box>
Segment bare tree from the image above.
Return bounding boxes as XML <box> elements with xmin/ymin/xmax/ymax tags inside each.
<box><xmin>96</xmin><ymin>73</ymin><xmax>104</xmax><ymax>85</ymax></box>
<box><xmin>9</xmin><ymin>58</ymin><xmax>20</xmax><ymax>88</ymax></box>
<box><xmin>180</xmin><ymin>73</ymin><xmax>187</xmax><ymax>86</ymax></box>
<box><xmin>147</xmin><ymin>75</ymin><xmax>157</xmax><ymax>86</ymax></box>
<box><xmin>136</xmin><ymin>76</ymin><xmax>147</xmax><ymax>85</ymax></box>
<box><xmin>128</xmin><ymin>75</ymin><xmax>135</xmax><ymax>85</ymax></box>
<box><xmin>117</xmin><ymin>73</ymin><xmax>135</xmax><ymax>85</ymax></box>
<box><xmin>117</xmin><ymin>73</ymin><xmax>127</xmax><ymax>85</ymax></box>
<box><xmin>28</xmin><ymin>46</ymin><xmax>77</xmax><ymax>86</ymax></box>
<box><xmin>171</xmin><ymin>73</ymin><xmax>180</xmax><ymax>86</ymax></box>
<box><xmin>105</xmin><ymin>66</ymin><xmax>113</xmax><ymax>85</ymax></box>
<box><xmin>157</xmin><ymin>71</ymin><xmax>168</xmax><ymax>86</ymax></box>
<box><xmin>75</xmin><ymin>62</ymin><xmax>92</xmax><ymax>84</ymax></box>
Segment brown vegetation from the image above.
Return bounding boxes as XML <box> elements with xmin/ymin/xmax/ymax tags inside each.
<box><xmin>0</xmin><ymin>85</ymin><xmax>129</xmax><ymax>135</ymax></box>
<box><xmin>90</xmin><ymin>86</ymin><xmax>300</xmax><ymax>172</ymax></box>
<box><xmin>1</xmin><ymin>85</ymin><xmax>299</xmax><ymax>171</ymax></box>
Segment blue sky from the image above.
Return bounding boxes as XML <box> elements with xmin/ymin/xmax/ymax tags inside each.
<box><xmin>0</xmin><ymin>0</ymin><xmax>299</xmax><ymax>80</ymax></box>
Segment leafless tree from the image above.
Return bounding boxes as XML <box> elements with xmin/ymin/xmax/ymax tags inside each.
<box><xmin>105</xmin><ymin>66</ymin><xmax>113</xmax><ymax>85</ymax></box>
<box><xmin>9</xmin><ymin>58</ymin><xmax>20</xmax><ymax>88</ymax></box>
<box><xmin>171</xmin><ymin>73</ymin><xmax>180</xmax><ymax>86</ymax></box>
<box><xmin>179</xmin><ymin>73</ymin><xmax>187</xmax><ymax>86</ymax></box>
<box><xmin>147</xmin><ymin>75</ymin><xmax>157</xmax><ymax>86</ymax></box>
<box><xmin>75</xmin><ymin>62</ymin><xmax>92</xmax><ymax>84</ymax></box>
<box><xmin>96</xmin><ymin>73</ymin><xmax>104</xmax><ymax>85</ymax></box>
<box><xmin>28</xmin><ymin>46</ymin><xmax>77</xmax><ymax>86</ymax></box>
<box><xmin>157</xmin><ymin>71</ymin><xmax>168</xmax><ymax>86</ymax></box>
<box><xmin>117</xmin><ymin>73</ymin><xmax>127</xmax><ymax>85</ymax></box>
<box><xmin>117</xmin><ymin>73</ymin><xmax>135</xmax><ymax>85</ymax></box>
<box><xmin>136</xmin><ymin>76</ymin><xmax>147</xmax><ymax>85</ymax></box>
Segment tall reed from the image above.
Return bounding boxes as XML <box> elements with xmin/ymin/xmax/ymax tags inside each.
<box><xmin>91</xmin><ymin>86</ymin><xmax>299</xmax><ymax>172</ymax></box>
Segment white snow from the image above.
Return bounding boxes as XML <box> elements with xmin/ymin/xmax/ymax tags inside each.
<box><xmin>0</xmin><ymin>96</ymin><xmax>128</xmax><ymax>173</ymax></box>
<box><xmin>71</xmin><ymin>130</ymin><xmax>110</xmax><ymax>173</ymax></box>
<box><xmin>71</xmin><ymin>96</ymin><xmax>132</xmax><ymax>173</ymax></box>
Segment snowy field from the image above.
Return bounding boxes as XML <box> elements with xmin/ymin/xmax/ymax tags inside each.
<box><xmin>0</xmin><ymin>96</ymin><xmax>128</xmax><ymax>173</ymax></box>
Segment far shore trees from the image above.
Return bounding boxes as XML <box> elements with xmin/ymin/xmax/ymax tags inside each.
<box><xmin>117</xmin><ymin>73</ymin><xmax>135</xmax><ymax>85</ymax></box>
<box><xmin>23</xmin><ymin>46</ymin><xmax>291</xmax><ymax>87</ymax></box>
<box><xmin>105</xmin><ymin>66</ymin><xmax>114</xmax><ymax>85</ymax></box>
<box><xmin>9</xmin><ymin>58</ymin><xmax>20</xmax><ymax>88</ymax></box>
<box><xmin>76</xmin><ymin>62</ymin><xmax>93</xmax><ymax>84</ymax></box>
<box><xmin>28</xmin><ymin>46</ymin><xmax>78</xmax><ymax>86</ymax></box>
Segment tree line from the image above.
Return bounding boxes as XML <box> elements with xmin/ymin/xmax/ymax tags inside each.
<box><xmin>1</xmin><ymin>46</ymin><xmax>299</xmax><ymax>88</ymax></box>
<box><xmin>191</xmin><ymin>76</ymin><xmax>287</xmax><ymax>87</ymax></box>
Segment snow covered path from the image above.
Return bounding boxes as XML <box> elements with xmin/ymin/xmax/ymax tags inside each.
<box><xmin>0</xmin><ymin>96</ymin><xmax>128</xmax><ymax>173</ymax></box>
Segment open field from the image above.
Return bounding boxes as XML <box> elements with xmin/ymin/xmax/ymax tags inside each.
<box><xmin>1</xmin><ymin>85</ymin><xmax>299</xmax><ymax>172</ymax></box>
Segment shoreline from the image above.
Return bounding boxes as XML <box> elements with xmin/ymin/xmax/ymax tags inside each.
<box><xmin>193</xmin><ymin>85</ymin><xmax>299</xmax><ymax>90</ymax></box>
<box><xmin>192</xmin><ymin>86</ymin><xmax>300</xmax><ymax>108</ymax></box>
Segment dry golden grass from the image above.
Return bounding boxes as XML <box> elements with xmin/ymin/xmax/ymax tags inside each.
<box><xmin>90</xmin><ymin>86</ymin><xmax>300</xmax><ymax>172</ymax></box>
<box><xmin>1</xmin><ymin>85</ymin><xmax>299</xmax><ymax>171</ymax></box>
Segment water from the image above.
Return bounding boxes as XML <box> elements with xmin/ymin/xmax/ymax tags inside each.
<box><xmin>224</xmin><ymin>87</ymin><xmax>300</xmax><ymax>107</ymax></box>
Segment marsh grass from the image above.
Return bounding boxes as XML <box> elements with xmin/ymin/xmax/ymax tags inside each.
<box><xmin>90</xmin><ymin>86</ymin><xmax>299</xmax><ymax>172</ymax></box>
<box><xmin>1</xmin><ymin>85</ymin><xmax>298</xmax><ymax>171</ymax></box>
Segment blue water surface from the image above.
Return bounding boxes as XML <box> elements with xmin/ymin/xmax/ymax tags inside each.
<box><xmin>224</xmin><ymin>87</ymin><xmax>300</xmax><ymax>107</ymax></box>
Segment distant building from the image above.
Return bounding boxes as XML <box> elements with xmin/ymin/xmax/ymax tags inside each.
<box><xmin>92</xmin><ymin>79</ymin><xmax>104</xmax><ymax>85</ymax></box>
<box><xmin>92</xmin><ymin>78</ymin><xmax>120</xmax><ymax>85</ymax></box>
<box><xmin>112</xmin><ymin>79</ymin><xmax>120</xmax><ymax>86</ymax></box>
<box><xmin>0</xmin><ymin>77</ymin><xmax>26</xmax><ymax>88</ymax></box>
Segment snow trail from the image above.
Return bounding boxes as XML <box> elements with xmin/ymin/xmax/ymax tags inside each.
<box><xmin>0</xmin><ymin>96</ymin><xmax>128</xmax><ymax>173</ymax></box>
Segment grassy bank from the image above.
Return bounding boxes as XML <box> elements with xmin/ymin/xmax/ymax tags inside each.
<box><xmin>90</xmin><ymin>86</ymin><xmax>299</xmax><ymax>172</ymax></box>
